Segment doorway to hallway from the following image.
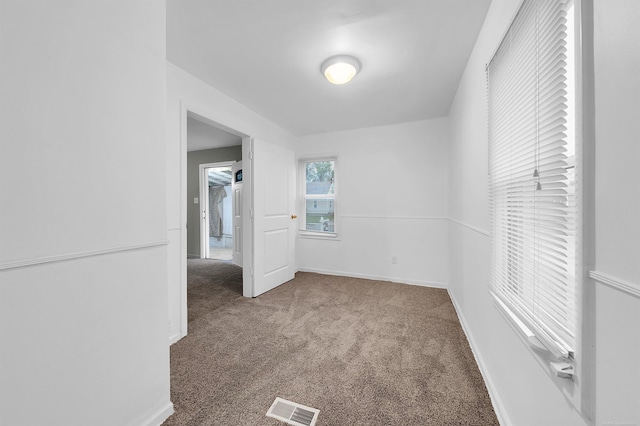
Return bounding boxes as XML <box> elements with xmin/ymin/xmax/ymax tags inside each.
<box><xmin>199</xmin><ymin>162</ymin><xmax>234</xmax><ymax>261</ymax></box>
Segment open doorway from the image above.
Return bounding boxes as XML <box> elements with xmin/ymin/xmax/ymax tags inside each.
<box><xmin>199</xmin><ymin>163</ymin><xmax>233</xmax><ymax>261</ymax></box>
<box><xmin>185</xmin><ymin>114</ymin><xmax>242</xmax><ymax>263</ymax></box>
<box><xmin>171</xmin><ymin>101</ymin><xmax>294</xmax><ymax>342</ymax></box>
<box><xmin>182</xmin><ymin>112</ymin><xmax>251</xmax><ymax>329</ymax></box>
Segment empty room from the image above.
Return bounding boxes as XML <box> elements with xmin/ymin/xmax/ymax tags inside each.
<box><xmin>1</xmin><ymin>1</ymin><xmax>638</xmax><ymax>426</ymax></box>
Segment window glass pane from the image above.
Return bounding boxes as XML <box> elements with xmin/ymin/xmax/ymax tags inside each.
<box><xmin>305</xmin><ymin>161</ymin><xmax>334</xmax><ymax>195</ymax></box>
<box><xmin>305</xmin><ymin>198</ymin><xmax>334</xmax><ymax>233</ymax></box>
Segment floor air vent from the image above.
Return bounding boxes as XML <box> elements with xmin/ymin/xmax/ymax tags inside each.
<box><xmin>266</xmin><ymin>397</ymin><xmax>319</xmax><ymax>426</ymax></box>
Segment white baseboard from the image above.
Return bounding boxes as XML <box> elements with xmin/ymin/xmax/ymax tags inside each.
<box><xmin>448</xmin><ymin>291</ymin><xmax>511</xmax><ymax>426</ymax></box>
<box><xmin>138</xmin><ymin>401</ymin><xmax>174</xmax><ymax>426</ymax></box>
<box><xmin>169</xmin><ymin>332</ymin><xmax>183</xmax><ymax>346</ymax></box>
<box><xmin>296</xmin><ymin>267</ymin><xmax>447</xmax><ymax>289</ymax></box>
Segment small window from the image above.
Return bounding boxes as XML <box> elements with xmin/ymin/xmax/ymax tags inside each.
<box><xmin>300</xmin><ymin>159</ymin><xmax>336</xmax><ymax>235</ymax></box>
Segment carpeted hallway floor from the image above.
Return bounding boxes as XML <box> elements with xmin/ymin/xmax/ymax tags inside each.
<box><xmin>163</xmin><ymin>259</ymin><xmax>498</xmax><ymax>425</ymax></box>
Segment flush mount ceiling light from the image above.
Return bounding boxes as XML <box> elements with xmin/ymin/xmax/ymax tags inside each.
<box><xmin>321</xmin><ymin>55</ymin><xmax>361</xmax><ymax>85</ymax></box>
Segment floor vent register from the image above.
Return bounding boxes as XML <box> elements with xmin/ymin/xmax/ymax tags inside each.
<box><xmin>266</xmin><ymin>397</ymin><xmax>319</xmax><ymax>426</ymax></box>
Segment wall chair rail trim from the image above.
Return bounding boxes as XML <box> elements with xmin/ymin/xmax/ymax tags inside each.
<box><xmin>340</xmin><ymin>215</ymin><xmax>448</xmax><ymax>220</ymax></box>
<box><xmin>590</xmin><ymin>270</ymin><xmax>640</xmax><ymax>298</ymax></box>
<box><xmin>448</xmin><ymin>218</ymin><xmax>490</xmax><ymax>236</ymax></box>
<box><xmin>0</xmin><ymin>240</ymin><xmax>169</xmax><ymax>271</ymax></box>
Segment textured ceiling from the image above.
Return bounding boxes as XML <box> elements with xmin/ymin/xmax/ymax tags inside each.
<box><xmin>168</xmin><ymin>0</ymin><xmax>491</xmax><ymax>136</ymax></box>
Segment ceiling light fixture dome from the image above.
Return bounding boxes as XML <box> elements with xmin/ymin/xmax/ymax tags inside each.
<box><xmin>321</xmin><ymin>55</ymin><xmax>361</xmax><ymax>85</ymax></box>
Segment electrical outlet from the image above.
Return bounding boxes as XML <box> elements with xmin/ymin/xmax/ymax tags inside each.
<box><xmin>391</xmin><ymin>256</ymin><xmax>398</xmax><ymax>264</ymax></box>
<box><xmin>194</xmin><ymin>197</ymin><xmax>199</xmax><ymax>204</ymax></box>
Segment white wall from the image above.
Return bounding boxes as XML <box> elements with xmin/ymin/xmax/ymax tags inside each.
<box><xmin>448</xmin><ymin>0</ymin><xmax>640</xmax><ymax>425</ymax></box>
<box><xmin>447</xmin><ymin>0</ymin><xmax>585</xmax><ymax>425</ymax></box>
<box><xmin>447</xmin><ymin>5</ymin><xmax>587</xmax><ymax>421</ymax></box>
<box><xmin>593</xmin><ymin>0</ymin><xmax>640</xmax><ymax>425</ymax></box>
<box><xmin>296</xmin><ymin>119</ymin><xmax>449</xmax><ymax>287</ymax></box>
<box><xmin>0</xmin><ymin>1</ymin><xmax>171</xmax><ymax>426</ymax></box>
<box><xmin>166</xmin><ymin>62</ymin><xmax>297</xmax><ymax>341</ymax></box>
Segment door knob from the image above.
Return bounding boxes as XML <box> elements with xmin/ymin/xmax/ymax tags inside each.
<box><xmin>291</xmin><ymin>215</ymin><xmax>297</xmax><ymax>219</ymax></box>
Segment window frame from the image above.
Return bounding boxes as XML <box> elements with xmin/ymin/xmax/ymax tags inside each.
<box><xmin>297</xmin><ymin>157</ymin><xmax>339</xmax><ymax>239</ymax></box>
<box><xmin>487</xmin><ymin>0</ymin><xmax>588</xmax><ymax>383</ymax></box>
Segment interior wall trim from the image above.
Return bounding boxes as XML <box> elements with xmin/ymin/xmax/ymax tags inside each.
<box><xmin>341</xmin><ymin>215</ymin><xmax>448</xmax><ymax>220</ymax></box>
<box><xmin>138</xmin><ymin>401</ymin><xmax>175</xmax><ymax>426</ymax></box>
<box><xmin>448</xmin><ymin>290</ymin><xmax>512</xmax><ymax>426</ymax></box>
<box><xmin>448</xmin><ymin>217</ymin><xmax>490</xmax><ymax>236</ymax></box>
<box><xmin>169</xmin><ymin>332</ymin><xmax>183</xmax><ymax>346</ymax></box>
<box><xmin>297</xmin><ymin>266</ymin><xmax>447</xmax><ymax>289</ymax></box>
<box><xmin>590</xmin><ymin>270</ymin><xmax>640</xmax><ymax>298</ymax></box>
<box><xmin>0</xmin><ymin>240</ymin><xmax>169</xmax><ymax>271</ymax></box>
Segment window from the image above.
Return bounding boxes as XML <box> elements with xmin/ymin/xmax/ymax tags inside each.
<box><xmin>488</xmin><ymin>0</ymin><xmax>577</xmax><ymax>358</ymax></box>
<box><xmin>300</xmin><ymin>159</ymin><xmax>336</xmax><ymax>235</ymax></box>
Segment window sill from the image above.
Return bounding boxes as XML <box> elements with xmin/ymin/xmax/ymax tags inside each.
<box><xmin>493</xmin><ymin>296</ymin><xmax>555</xmax><ymax>356</ymax></box>
<box><xmin>297</xmin><ymin>231</ymin><xmax>340</xmax><ymax>241</ymax></box>
<box><xmin>491</xmin><ymin>293</ymin><xmax>581</xmax><ymax>409</ymax></box>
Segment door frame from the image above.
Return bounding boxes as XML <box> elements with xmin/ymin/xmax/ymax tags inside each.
<box><xmin>199</xmin><ymin>161</ymin><xmax>236</xmax><ymax>260</ymax></box>
<box><xmin>231</xmin><ymin>161</ymin><xmax>244</xmax><ymax>268</ymax></box>
<box><xmin>178</xmin><ymin>101</ymin><xmax>253</xmax><ymax>339</ymax></box>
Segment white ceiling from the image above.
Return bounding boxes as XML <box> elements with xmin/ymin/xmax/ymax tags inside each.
<box><xmin>168</xmin><ymin>0</ymin><xmax>491</xmax><ymax>136</ymax></box>
<box><xmin>187</xmin><ymin>116</ymin><xmax>242</xmax><ymax>152</ymax></box>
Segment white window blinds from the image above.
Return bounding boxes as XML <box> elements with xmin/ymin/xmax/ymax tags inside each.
<box><xmin>488</xmin><ymin>0</ymin><xmax>576</xmax><ymax>358</ymax></box>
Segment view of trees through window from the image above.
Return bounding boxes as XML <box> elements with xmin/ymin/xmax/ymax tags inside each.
<box><xmin>304</xmin><ymin>160</ymin><xmax>335</xmax><ymax>233</ymax></box>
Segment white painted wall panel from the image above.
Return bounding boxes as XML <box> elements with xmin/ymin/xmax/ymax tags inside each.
<box><xmin>593</xmin><ymin>1</ymin><xmax>640</xmax><ymax>425</ymax></box>
<box><xmin>593</xmin><ymin>0</ymin><xmax>640</xmax><ymax>284</ymax></box>
<box><xmin>296</xmin><ymin>119</ymin><xmax>449</xmax><ymax>287</ymax></box>
<box><xmin>447</xmin><ymin>0</ymin><xmax>587</xmax><ymax>424</ymax></box>
<box><xmin>0</xmin><ymin>1</ymin><xmax>167</xmax><ymax>263</ymax></box>
<box><xmin>298</xmin><ymin>217</ymin><xmax>448</xmax><ymax>287</ymax></box>
<box><xmin>0</xmin><ymin>248</ymin><xmax>171</xmax><ymax>426</ymax></box>
<box><xmin>595</xmin><ymin>284</ymin><xmax>640</xmax><ymax>426</ymax></box>
<box><xmin>449</xmin><ymin>0</ymin><xmax>640</xmax><ymax>425</ymax></box>
<box><xmin>0</xmin><ymin>2</ymin><xmax>171</xmax><ymax>424</ymax></box>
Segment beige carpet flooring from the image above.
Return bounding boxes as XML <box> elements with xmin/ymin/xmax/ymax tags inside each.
<box><xmin>163</xmin><ymin>259</ymin><xmax>498</xmax><ymax>425</ymax></box>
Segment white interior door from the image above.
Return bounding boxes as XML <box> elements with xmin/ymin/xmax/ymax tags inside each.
<box><xmin>252</xmin><ymin>138</ymin><xmax>296</xmax><ymax>297</ymax></box>
<box><xmin>231</xmin><ymin>161</ymin><xmax>243</xmax><ymax>267</ymax></box>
